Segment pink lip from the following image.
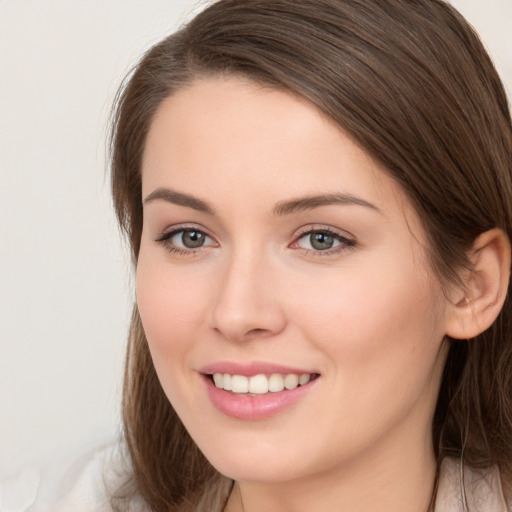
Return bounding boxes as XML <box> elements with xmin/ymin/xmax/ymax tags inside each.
<box><xmin>200</xmin><ymin>362</ymin><xmax>320</xmax><ymax>421</ymax></box>
<box><xmin>199</xmin><ymin>361</ymin><xmax>317</xmax><ymax>377</ymax></box>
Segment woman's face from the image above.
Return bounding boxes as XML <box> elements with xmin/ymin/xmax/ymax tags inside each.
<box><xmin>137</xmin><ymin>77</ymin><xmax>451</xmax><ymax>483</ymax></box>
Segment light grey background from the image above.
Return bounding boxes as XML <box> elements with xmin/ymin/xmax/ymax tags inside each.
<box><xmin>1</xmin><ymin>0</ymin><xmax>511</xmax><ymax>478</ymax></box>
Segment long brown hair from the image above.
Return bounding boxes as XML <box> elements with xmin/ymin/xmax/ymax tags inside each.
<box><xmin>109</xmin><ymin>1</ymin><xmax>512</xmax><ymax>510</ymax></box>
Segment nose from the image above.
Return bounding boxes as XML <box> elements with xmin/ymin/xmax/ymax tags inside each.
<box><xmin>209</xmin><ymin>250</ymin><xmax>287</xmax><ymax>342</ymax></box>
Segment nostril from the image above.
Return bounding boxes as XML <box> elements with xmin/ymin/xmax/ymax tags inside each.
<box><xmin>247</xmin><ymin>328</ymin><xmax>267</xmax><ymax>336</ymax></box>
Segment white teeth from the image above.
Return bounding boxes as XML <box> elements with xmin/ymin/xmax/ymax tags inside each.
<box><xmin>268</xmin><ymin>373</ymin><xmax>284</xmax><ymax>392</ymax></box>
<box><xmin>248</xmin><ymin>374</ymin><xmax>269</xmax><ymax>394</ymax></box>
<box><xmin>223</xmin><ymin>373</ymin><xmax>232</xmax><ymax>391</ymax></box>
<box><xmin>299</xmin><ymin>373</ymin><xmax>311</xmax><ymax>386</ymax></box>
<box><xmin>231</xmin><ymin>375</ymin><xmax>249</xmax><ymax>393</ymax></box>
<box><xmin>212</xmin><ymin>372</ymin><xmax>315</xmax><ymax>394</ymax></box>
<box><xmin>284</xmin><ymin>374</ymin><xmax>299</xmax><ymax>390</ymax></box>
<box><xmin>213</xmin><ymin>373</ymin><xmax>223</xmax><ymax>388</ymax></box>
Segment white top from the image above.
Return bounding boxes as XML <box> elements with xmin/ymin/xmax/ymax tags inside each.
<box><xmin>1</xmin><ymin>442</ymin><xmax>129</xmax><ymax>512</ymax></box>
<box><xmin>1</xmin><ymin>443</ymin><xmax>509</xmax><ymax>512</ymax></box>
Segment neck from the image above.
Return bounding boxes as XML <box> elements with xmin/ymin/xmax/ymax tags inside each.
<box><xmin>225</xmin><ymin>423</ymin><xmax>437</xmax><ymax>512</ymax></box>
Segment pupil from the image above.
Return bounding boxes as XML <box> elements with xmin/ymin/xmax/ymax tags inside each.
<box><xmin>182</xmin><ymin>230</ymin><xmax>205</xmax><ymax>248</ymax></box>
<box><xmin>311</xmin><ymin>233</ymin><xmax>334</xmax><ymax>250</ymax></box>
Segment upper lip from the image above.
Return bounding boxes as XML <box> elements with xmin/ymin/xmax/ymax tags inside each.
<box><xmin>199</xmin><ymin>361</ymin><xmax>319</xmax><ymax>376</ymax></box>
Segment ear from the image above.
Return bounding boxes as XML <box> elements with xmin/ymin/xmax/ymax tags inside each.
<box><xmin>445</xmin><ymin>228</ymin><xmax>511</xmax><ymax>340</ymax></box>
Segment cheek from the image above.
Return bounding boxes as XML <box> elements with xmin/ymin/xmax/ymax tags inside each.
<box><xmin>281</xmin><ymin>261</ymin><xmax>447</xmax><ymax>459</ymax></box>
<box><xmin>135</xmin><ymin>254</ymin><xmax>210</xmax><ymax>366</ymax></box>
<box><xmin>135</xmin><ymin>254</ymin><xmax>217</xmax><ymax>421</ymax></box>
<box><xmin>287</xmin><ymin>255</ymin><xmax>445</xmax><ymax>394</ymax></box>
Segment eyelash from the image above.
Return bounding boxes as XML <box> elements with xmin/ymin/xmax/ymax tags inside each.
<box><xmin>154</xmin><ymin>225</ymin><xmax>356</xmax><ymax>256</ymax></box>
<box><xmin>155</xmin><ymin>225</ymin><xmax>217</xmax><ymax>256</ymax></box>
<box><xmin>290</xmin><ymin>226</ymin><xmax>356</xmax><ymax>256</ymax></box>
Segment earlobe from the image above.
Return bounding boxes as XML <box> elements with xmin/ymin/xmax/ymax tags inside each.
<box><xmin>445</xmin><ymin>228</ymin><xmax>511</xmax><ymax>340</ymax></box>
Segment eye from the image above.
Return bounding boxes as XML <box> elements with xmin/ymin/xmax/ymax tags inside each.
<box><xmin>155</xmin><ymin>227</ymin><xmax>217</xmax><ymax>253</ymax></box>
<box><xmin>302</xmin><ymin>232</ymin><xmax>338</xmax><ymax>251</ymax></box>
<box><xmin>292</xmin><ymin>228</ymin><xmax>355</xmax><ymax>254</ymax></box>
<box><xmin>172</xmin><ymin>229</ymin><xmax>210</xmax><ymax>249</ymax></box>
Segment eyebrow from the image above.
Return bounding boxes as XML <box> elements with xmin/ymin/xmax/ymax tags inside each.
<box><xmin>144</xmin><ymin>187</ymin><xmax>215</xmax><ymax>215</ymax></box>
<box><xmin>273</xmin><ymin>193</ymin><xmax>381</xmax><ymax>216</ymax></box>
<box><xmin>143</xmin><ymin>187</ymin><xmax>381</xmax><ymax>216</ymax></box>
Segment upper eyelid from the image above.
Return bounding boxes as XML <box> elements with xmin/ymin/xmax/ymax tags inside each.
<box><xmin>293</xmin><ymin>224</ymin><xmax>355</xmax><ymax>240</ymax></box>
<box><xmin>155</xmin><ymin>223</ymin><xmax>215</xmax><ymax>240</ymax></box>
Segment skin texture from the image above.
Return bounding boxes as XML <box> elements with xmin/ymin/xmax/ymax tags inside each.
<box><xmin>136</xmin><ymin>77</ymin><xmax>457</xmax><ymax>512</ymax></box>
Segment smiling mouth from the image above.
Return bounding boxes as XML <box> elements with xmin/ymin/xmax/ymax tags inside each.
<box><xmin>208</xmin><ymin>372</ymin><xmax>320</xmax><ymax>395</ymax></box>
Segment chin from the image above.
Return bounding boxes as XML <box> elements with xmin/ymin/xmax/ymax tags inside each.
<box><xmin>192</xmin><ymin>436</ymin><xmax>312</xmax><ymax>483</ymax></box>
<box><xmin>212</xmin><ymin>457</ymin><xmax>304</xmax><ymax>483</ymax></box>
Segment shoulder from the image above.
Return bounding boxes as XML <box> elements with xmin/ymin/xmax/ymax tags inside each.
<box><xmin>2</xmin><ymin>441</ymin><xmax>147</xmax><ymax>512</ymax></box>
<box><xmin>47</xmin><ymin>442</ymin><xmax>124</xmax><ymax>512</ymax></box>
<box><xmin>436</xmin><ymin>457</ymin><xmax>511</xmax><ymax>512</ymax></box>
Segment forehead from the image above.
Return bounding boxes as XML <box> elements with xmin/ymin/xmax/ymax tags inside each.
<box><xmin>144</xmin><ymin>79</ymin><xmax>375</xmax><ymax>184</ymax></box>
<box><xmin>141</xmin><ymin>76</ymin><xmax>418</xmax><ymax>231</ymax></box>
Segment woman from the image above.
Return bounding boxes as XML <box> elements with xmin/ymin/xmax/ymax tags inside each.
<box><xmin>104</xmin><ymin>0</ymin><xmax>512</xmax><ymax>510</ymax></box>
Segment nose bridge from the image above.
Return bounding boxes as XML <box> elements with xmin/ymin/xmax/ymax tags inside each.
<box><xmin>210</xmin><ymin>244</ymin><xmax>285</xmax><ymax>341</ymax></box>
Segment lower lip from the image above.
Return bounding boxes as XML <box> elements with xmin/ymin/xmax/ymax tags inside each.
<box><xmin>203</xmin><ymin>375</ymin><xmax>318</xmax><ymax>420</ymax></box>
